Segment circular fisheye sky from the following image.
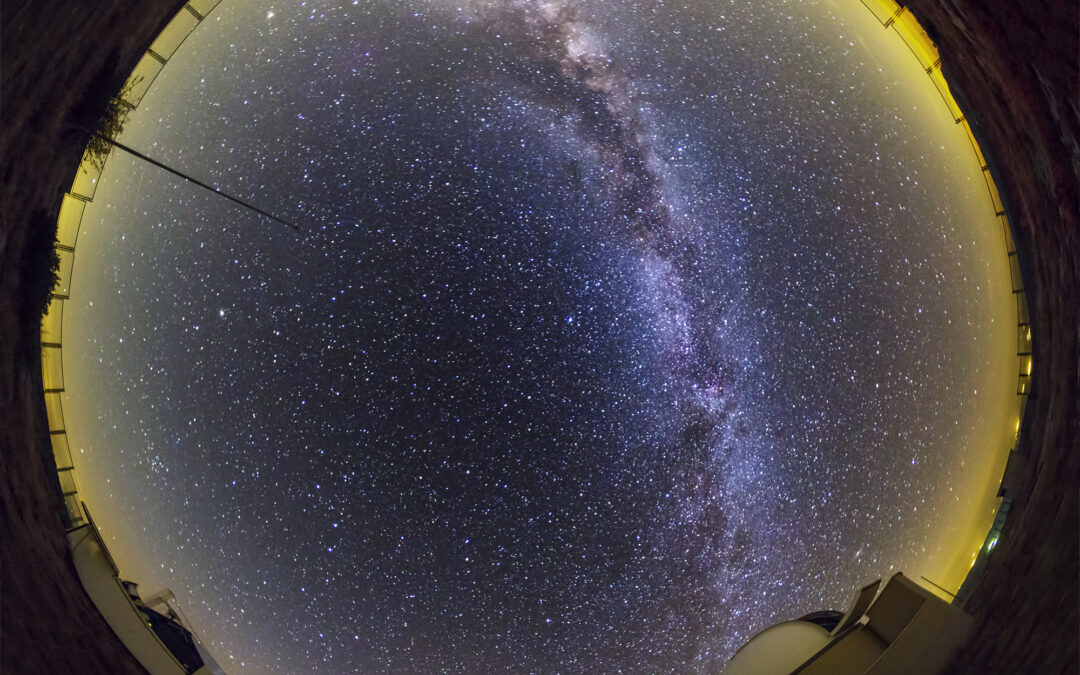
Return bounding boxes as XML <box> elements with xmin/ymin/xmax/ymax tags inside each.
<box><xmin>64</xmin><ymin>0</ymin><xmax>1019</xmax><ymax>672</ymax></box>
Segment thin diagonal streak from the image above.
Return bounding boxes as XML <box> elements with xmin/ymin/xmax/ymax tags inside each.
<box><xmin>90</xmin><ymin>131</ymin><xmax>300</xmax><ymax>233</ymax></box>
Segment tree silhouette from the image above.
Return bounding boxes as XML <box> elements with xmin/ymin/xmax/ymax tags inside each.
<box><xmin>25</xmin><ymin>210</ymin><xmax>60</xmax><ymax>326</ymax></box>
<box><xmin>84</xmin><ymin>77</ymin><xmax>140</xmax><ymax>170</ymax></box>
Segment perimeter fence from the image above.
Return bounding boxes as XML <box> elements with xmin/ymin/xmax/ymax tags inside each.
<box><xmin>42</xmin><ymin>0</ymin><xmax>1033</xmax><ymax>533</ymax></box>
<box><xmin>41</xmin><ymin>0</ymin><xmax>224</xmax><ymax>530</ymax></box>
<box><xmin>858</xmin><ymin>0</ymin><xmax>1034</xmax><ymax>599</ymax></box>
<box><xmin>859</xmin><ymin>0</ymin><xmax>1032</xmax><ymax>405</ymax></box>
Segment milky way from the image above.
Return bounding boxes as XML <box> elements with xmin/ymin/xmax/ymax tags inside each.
<box><xmin>65</xmin><ymin>0</ymin><xmax>1018</xmax><ymax>672</ymax></box>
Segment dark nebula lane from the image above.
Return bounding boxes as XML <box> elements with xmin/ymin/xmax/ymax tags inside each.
<box><xmin>63</xmin><ymin>0</ymin><xmax>1018</xmax><ymax>672</ymax></box>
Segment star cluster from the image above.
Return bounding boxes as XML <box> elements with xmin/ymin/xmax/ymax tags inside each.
<box><xmin>65</xmin><ymin>0</ymin><xmax>1015</xmax><ymax>672</ymax></box>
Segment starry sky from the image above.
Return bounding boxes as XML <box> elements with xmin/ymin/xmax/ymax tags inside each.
<box><xmin>64</xmin><ymin>0</ymin><xmax>1019</xmax><ymax>672</ymax></box>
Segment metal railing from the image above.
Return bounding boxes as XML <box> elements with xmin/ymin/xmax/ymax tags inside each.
<box><xmin>858</xmin><ymin>0</ymin><xmax>1034</xmax><ymax>603</ymax></box>
<box><xmin>859</xmin><ymin>0</ymin><xmax>1032</xmax><ymax>404</ymax></box>
<box><xmin>41</xmin><ymin>0</ymin><xmax>224</xmax><ymax>531</ymax></box>
<box><xmin>43</xmin><ymin>2</ymin><xmax>1034</xmax><ymax>587</ymax></box>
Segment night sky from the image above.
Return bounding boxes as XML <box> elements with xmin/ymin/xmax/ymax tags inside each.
<box><xmin>64</xmin><ymin>0</ymin><xmax>1018</xmax><ymax>672</ymax></box>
